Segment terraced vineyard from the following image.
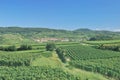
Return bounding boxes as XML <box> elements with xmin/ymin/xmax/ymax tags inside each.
<box><xmin>0</xmin><ymin>50</ymin><xmax>42</xmax><ymax>66</ymax></box>
<box><xmin>0</xmin><ymin>46</ymin><xmax>81</xmax><ymax>80</ymax></box>
<box><xmin>61</xmin><ymin>45</ymin><xmax>120</xmax><ymax>80</ymax></box>
<box><xmin>62</xmin><ymin>45</ymin><xmax>120</xmax><ymax>60</ymax></box>
<box><xmin>85</xmin><ymin>40</ymin><xmax>120</xmax><ymax>45</ymax></box>
<box><xmin>0</xmin><ymin>66</ymin><xmax>80</xmax><ymax>80</ymax></box>
<box><xmin>0</xmin><ymin>43</ymin><xmax>110</xmax><ymax>80</ymax></box>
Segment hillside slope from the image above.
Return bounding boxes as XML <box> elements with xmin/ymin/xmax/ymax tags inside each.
<box><xmin>0</xmin><ymin>27</ymin><xmax>120</xmax><ymax>44</ymax></box>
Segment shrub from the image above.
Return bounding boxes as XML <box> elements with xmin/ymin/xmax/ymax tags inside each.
<box><xmin>46</xmin><ymin>43</ymin><xmax>56</xmax><ymax>51</ymax></box>
<box><xmin>17</xmin><ymin>44</ymin><xmax>32</xmax><ymax>51</ymax></box>
<box><xmin>0</xmin><ymin>46</ymin><xmax>17</xmax><ymax>51</ymax></box>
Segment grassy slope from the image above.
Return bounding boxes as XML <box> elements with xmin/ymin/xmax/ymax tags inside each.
<box><xmin>31</xmin><ymin>51</ymin><xmax>110</xmax><ymax>80</ymax></box>
<box><xmin>64</xmin><ymin>68</ymin><xmax>111</xmax><ymax>80</ymax></box>
<box><xmin>31</xmin><ymin>51</ymin><xmax>62</xmax><ymax>67</ymax></box>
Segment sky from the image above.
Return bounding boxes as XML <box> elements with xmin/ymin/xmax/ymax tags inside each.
<box><xmin>0</xmin><ymin>0</ymin><xmax>120</xmax><ymax>31</ymax></box>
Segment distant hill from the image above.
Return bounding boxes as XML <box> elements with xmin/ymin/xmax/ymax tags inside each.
<box><xmin>0</xmin><ymin>27</ymin><xmax>120</xmax><ymax>44</ymax></box>
<box><xmin>74</xmin><ymin>28</ymin><xmax>92</xmax><ymax>32</ymax></box>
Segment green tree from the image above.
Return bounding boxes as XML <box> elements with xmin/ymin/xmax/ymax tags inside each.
<box><xmin>18</xmin><ymin>44</ymin><xmax>32</xmax><ymax>51</ymax></box>
<box><xmin>46</xmin><ymin>43</ymin><xmax>56</xmax><ymax>51</ymax></box>
<box><xmin>56</xmin><ymin>48</ymin><xmax>66</xmax><ymax>63</ymax></box>
<box><xmin>5</xmin><ymin>45</ymin><xmax>17</xmax><ymax>51</ymax></box>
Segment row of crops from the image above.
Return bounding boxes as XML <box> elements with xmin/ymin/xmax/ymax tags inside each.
<box><xmin>0</xmin><ymin>50</ymin><xmax>42</xmax><ymax>66</ymax></box>
<box><xmin>85</xmin><ymin>40</ymin><xmax>120</xmax><ymax>45</ymax></box>
<box><xmin>0</xmin><ymin>66</ymin><xmax>80</xmax><ymax>80</ymax></box>
<box><xmin>62</xmin><ymin>45</ymin><xmax>120</xmax><ymax>60</ymax></box>
<box><xmin>61</xmin><ymin>45</ymin><xmax>120</xmax><ymax>80</ymax></box>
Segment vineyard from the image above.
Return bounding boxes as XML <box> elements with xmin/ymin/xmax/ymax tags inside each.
<box><xmin>0</xmin><ymin>43</ymin><xmax>110</xmax><ymax>80</ymax></box>
<box><xmin>0</xmin><ymin>66</ymin><xmax>80</xmax><ymax>80</ymax></box>
<box><xmin>0</xmin><ymin>50</ymin><xmax>42</xmax><ymax>66</ymax></box>
<box><xmin>61</xmin><ymin>45</ymin><xmax>120</xmax><ymax>80</ymax></box>
<box><xmin>62</xmin><ymin>45</ymin><xmax>120</xmax><ymax>60</ymax></box>
<box><xmin>85</xmin><ymin>40</ymin><xmax>120</xmax><ymax>45</ymax></box>
<box><xmin>0</xmin><ymin>45</ymin><xmax>81</xmax><ymax>80</ymax></box>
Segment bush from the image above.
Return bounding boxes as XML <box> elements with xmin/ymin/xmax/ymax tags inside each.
<box><xmin>17</xmin><ymin>44</ymin><xmax>32</xmax><ymax>51</ymax></box>
<box><xmin>46</xmin><ymin>43</ymin><xmax>56</xmax><ymax>51</ymax></box>
<box><xmin>0</xmin><ymin>45</ymin><xmax>32</xmax><ymax>51</ymax></box>
<box><xmin>6</xmin><ymin>46</ymin><xmax>17</xmax><ymax>51</ymax></box>
<box><xmin>0</xmin><ymin>46</ymin><xmax>17</xmax><ymax>51</ymax></box>
<box><xmin>97</xmin><ymin>44</ymin><xmax>120</xmax><ymax>51</ymax></box>
<box><xmin>56</xmin><ymin>48</ymin><xmax>66</xmax><ymax>63</ymax></box>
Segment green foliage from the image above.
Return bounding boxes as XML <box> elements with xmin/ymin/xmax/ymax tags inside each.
<box><xmin>0</xmin><ymin>45</ymin><xmax>17</xmax><ymax>51</ymax></box>
<box><xmin>0</xmin><ymin>66</ymin><xmax>80</xmax><ymax>80</ymax></box>
<box><xmin>89</xmin><ymin>35</ymin><xmax>113</xmax><ymax>41</ymax></box>
<box><xmin>0</xmin><ymin>51</ymin><xmax>40</xmax><ymax>66</ymax></box>
<box><xmin>0</xmin><ymin>45</ymin><xmax>32</xmax><ymax>51</ymax></box>
<box><xmin>97</xmin><ymin>44</ymin><xmax>120</xmax><ymax>51</ymax></box>
<box><xmin>70</xmin><ymin>58</ymin><xmax>120</xmax><ymax>80</ymax></box>
<box><xmin>1</xmin><ymin>27</ymin><xmax>120</xmax><ymax>79</ymax></box>
<box><xmin>61</xmin><ymin>45</ymin><xmax>120</xmax><ymax>79</ymax></box>
<box><xmin>61</xmin><ymin>45</ymin><xmax>120</xmax><ymax>60</ymax></box>
<box><xmin>0</xmin><ymin>34</ymin><xmax>24</xmax><ymax>45</ymax></box>
<box><xmin>56</xmin><ymin>48</ymin><xmax>66</xmax><ymax>63</ymax></box>
<box><xmin>46</xmin><ymin>43</ymin><xmax>56</xmax><ymax>51</ymax></box>
<box><xmin>6</xmin><ymin>45</ymin><xmax>17</xmax><ymax>51</ymax></box>
<box><xmin>18</xmin><ymin>44</ymin><xmax>32</xmax><ymax>51</ymax></box>
<box><xmin>0</xmin><ymin>27</ymin><xmax>120</xmax><ymax>45</ymax></box>
<box><xmin>85</xmin><ymin>40</ymin><xmax>120</xmax><ymax>45</ymax></box>
<box><xmin>41</xmin><ymin>51</ymin><xmax>52</xmax><ymax>57</ymax></box>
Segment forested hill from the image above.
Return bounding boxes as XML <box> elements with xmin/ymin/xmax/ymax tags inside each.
<box><xmin>0</xmin><ymin>27</ymin><xmax>120</xmax><ymax>44</ymax></box>
<box><xmin>0</xmin><ymin>27</ymin><xmax>68</xmax><ymax>33</ymax></box>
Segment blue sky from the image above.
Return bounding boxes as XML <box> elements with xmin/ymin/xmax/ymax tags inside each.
<box><xmin>0</xmin><ymin>0</ymin><xmax>120</xmax><ymax>31</ymax></box>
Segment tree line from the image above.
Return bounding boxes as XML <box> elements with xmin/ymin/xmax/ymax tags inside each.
<box><xmin>0</xmin><ymin>44</ymin><xmax>32</xmax><ymax>51</ymax></box>
<box><xmin>46</xmin><ymin>43</ymin><xmax>66</xmax><ymax>63</ymax></box>
<box><xmin>95</xmin><ymin>44</ymin><xmax>120</xmax><ymax>52</ymax></box>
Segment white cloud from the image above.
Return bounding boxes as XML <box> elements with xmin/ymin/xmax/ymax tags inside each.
<box><xmin>112</xmin><ymin>29</ymin><xmax>120</xmax><ymax>32</ymax></box>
